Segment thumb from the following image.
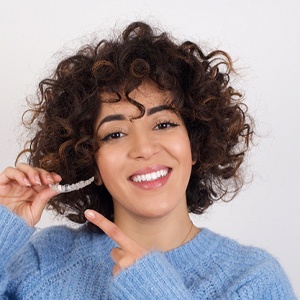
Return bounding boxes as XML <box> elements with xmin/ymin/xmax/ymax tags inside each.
<box><xmin>30</xmin><ymin>187</ymin><xmax>60</xmax><ymax>225</ymax></box>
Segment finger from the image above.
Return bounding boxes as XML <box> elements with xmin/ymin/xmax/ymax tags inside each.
<box><xmin>16</xmin><ymin>164</ymin><xmax>61</xmax><ymax>186</ymax></box>
<box><xmin>110</xmin><ymin>247</ymin><xmax>137</xmax><ymax>272</ymax></box>
<box><xmin>110</xmin><ymin>247</ymin><xmax>124</xmax><ymax>263</ymax></box>
<box><xmin>16</xmin><ymin>163</ymin><xmax>41</xmax><ymax>185</ymax></box>
<box><xmin>50</xmin><ymin>172</ymin><xmax>62</xmax><ymax>183</ymax></box>
<box><xmin>35</xmin><ymin>168</ymin><xmax>62</xmax><ymax>185</ymax></box>
<box><xmin>84</xmin><ymin>210</ymin><xmax>136</xmax><ymax>251</ymax></box>
<box><xmin>0</xmin><ymin>167</ymin><xmax>31</xmax><ymax>187</ymax></box>
<box><xmin>113</xmin><ymin>264</ymin><xmax>122</xmax><ymax>276</ymax></box>
<box><xmin>30</xmin><ymin>186</ymin><xmax>60</xmax><ymax>223</ymax></box>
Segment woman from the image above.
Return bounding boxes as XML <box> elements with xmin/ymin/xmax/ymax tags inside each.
<box><xmin>0</xmin><ymin>22</ymin><xmax>296</xmax><ymax>298</ymax></box>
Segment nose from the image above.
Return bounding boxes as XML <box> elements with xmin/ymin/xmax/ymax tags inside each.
<box><xmin>128</xmin><ymin>130</ymin><xmax>160</xmax><ymax>160</ymax></box>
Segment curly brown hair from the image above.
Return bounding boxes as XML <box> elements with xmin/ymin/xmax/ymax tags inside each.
<box><xmin>18</xmin><ymin>21</ymin><xmax>253</xmax><ymax>230</ymax></box>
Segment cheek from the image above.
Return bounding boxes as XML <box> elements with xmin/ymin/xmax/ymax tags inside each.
<box><xmin>172</xmin><ymin>135</ymin><xmax>193</xmax><ymax>162</ymax></box>
<box><xmin>96</xmin><ymin>147</ymin><xmax>125</xmax><ymax>181</ymax></box>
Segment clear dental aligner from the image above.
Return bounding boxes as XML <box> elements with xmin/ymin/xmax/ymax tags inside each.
<box><xmin>49</xmin><ymin>177</ymin><xmax>94</xmax><ymax>193</ymax></box>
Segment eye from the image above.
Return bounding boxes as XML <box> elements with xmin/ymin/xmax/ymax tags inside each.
<box><xmin>101</xmin><ymin>131</ymin><xmax>126</xmax><ymax>141</ymax></box>
<box><xmin>154</xmin><ymin>120</ymin><xmax>179</xmax><ymax>130</ymax></box>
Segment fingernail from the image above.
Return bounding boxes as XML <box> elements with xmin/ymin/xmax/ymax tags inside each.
<box><xmin>46</xmin><ymin>175</ymin><xmax>53</xmax><ymax>183</ymax></box>
<box><xmin>54</xmin><ymin>173</ymin><xmax>62</xmax><ymax>181</ymax></box>
<box><xmin>24</xmin><ymin>178</ymin><xmax>31</xmax><ymax>187</ymax></box>
<box><xmin>35</xmin><ymin>175</ymin><xmax>41</xmax><ymax>185</ymax></box>
<box><xmin>85</xmin><ymin>210</ymin><xmax>95</xmax><ymax>219</ymax></box>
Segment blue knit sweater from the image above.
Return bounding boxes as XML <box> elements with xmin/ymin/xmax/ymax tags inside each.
<box><xmin>0</xmin><ymin>206</ymin><xmax>296</xmax><ymax>299</ymax></box>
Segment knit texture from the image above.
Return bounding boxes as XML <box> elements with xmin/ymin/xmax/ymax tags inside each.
<box><xmin>0</xmin><ymin>205</ymin><xmax>296</xmax><ymax>299</ymax></box>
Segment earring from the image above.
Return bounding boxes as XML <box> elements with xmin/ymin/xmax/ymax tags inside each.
<box><xmin>49</xmin><ymin>177</ymin><xmax>94</xmax><ymax>193</ymax></box>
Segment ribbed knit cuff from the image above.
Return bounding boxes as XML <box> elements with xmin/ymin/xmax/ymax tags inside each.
<box><xmin>109</xmin><ymin>251</ymin><xmax>192</xmax><ymax>299</ymax></box>
<box><xmin>0</xmin><ymin>205</ymin><xmax>35</xmax><ymax>268</ymax></box>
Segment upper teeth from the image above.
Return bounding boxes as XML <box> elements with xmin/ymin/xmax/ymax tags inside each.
<box><xmin>131</xmin><ymin>169</ymin><xmax>169</xmax><ymax>183</ymax></box>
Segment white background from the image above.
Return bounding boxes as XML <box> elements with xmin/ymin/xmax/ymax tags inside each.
<box><xmin>1</xmin><ymin>0</ymin><xmax>299</xmax><ymax>296</ymax></box>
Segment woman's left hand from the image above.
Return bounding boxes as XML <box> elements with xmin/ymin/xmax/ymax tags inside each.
<box><xmin>84</xmin><ymin>210</ymin><xmax>148</xmax><ymax>276</ymax></box>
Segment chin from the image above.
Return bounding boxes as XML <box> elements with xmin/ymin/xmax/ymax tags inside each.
<box><xmin>133</xmin><ymin>204</ymin><xmax>177</xmax><ymax>219</ymax></box>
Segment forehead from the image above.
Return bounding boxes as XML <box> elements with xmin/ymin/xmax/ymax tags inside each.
<box><xmin>99</xmin><ymin>82</ymin><xmax>173</xmax><ymax>116</ymax></box>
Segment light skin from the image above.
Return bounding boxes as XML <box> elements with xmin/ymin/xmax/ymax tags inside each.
<box><xmin>88</xmin><ymin>81</ymin><xmax>199</xmax><ymax>273</ymax></box>
<box><xmin>0</xmin><ymin>164</ymin><xmax>61</xmax><ymax>227</ymax></box>
<box><xmin>0</xmin><ymin>81</ymin><xmax>199</xmax><ymax>276</ymax></box>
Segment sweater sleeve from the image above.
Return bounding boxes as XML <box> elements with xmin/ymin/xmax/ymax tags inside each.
<box><xmin>109</xmin><ymin>251</ymin><xmax>194</xmax><ymax>299</ymax></box>
<box><xmin>0</xmin><ymin>205</ymin><xmax>35</xmax><ymax>297</ymax></box>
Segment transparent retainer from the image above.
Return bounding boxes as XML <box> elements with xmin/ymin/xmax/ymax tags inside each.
<box><xmin>49</xmin><ymin>177</ymin><xmax>94</xmax><ymax>193</ymax></box>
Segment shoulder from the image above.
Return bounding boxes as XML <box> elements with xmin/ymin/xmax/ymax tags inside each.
<box><xmin>196</xmin><ymin>229</ymin><xmax>296</xmax><ymax>298</ymax></box>
<box><xmin>179</xmin><ymin>228</ymin><xmax>276</xmax><ymax>267</ymax></box>
<box><xmin>9</xmin><ymin>223</ymin><xmax>112</xmax><ymax>277</ymax></box>
<box><xmin>167</xmin><ymin>228</ymin><xmax>281</xmax><ymax>281</ymax></box>
<box><xmin>204</xmin><ymin>229</ymin><xmax>274</xmax><ymax>265</ymax></box>
<box><xmin>29</xmin><ymin>224</ymin><xmax>110</xmax><ymax>264</ymax></box>
<box><xmin>31</xmin><ymin>224</ymin><xmax>90</xmax><ymax>253</ymax></box>
<box><xmin>4</xmin><ymin>222</ymin><xmax>115</xmax><ymax>297</ymax></box>
<box><xmin>198</xmin><ymin>229</ymin><xmax>285</xmax><ymax>276</ymax></box>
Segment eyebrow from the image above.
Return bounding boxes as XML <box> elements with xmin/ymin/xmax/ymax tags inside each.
<box><xmin>146</xmin><ymin>104</ymin><xmax>173</xmax><ymax>116</ymax></box>
<box><xmin>96</xmin><ymin>104</ymin><xmax>174</xmax><ymax>132</ymax></box>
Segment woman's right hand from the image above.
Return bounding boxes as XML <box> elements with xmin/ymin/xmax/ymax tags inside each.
<box><xmin>0</xmin><ymin>163</ymin><xmax>62</xmax><ymax>227</ymax></box>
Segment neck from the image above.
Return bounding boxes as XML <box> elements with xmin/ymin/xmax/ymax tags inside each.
<box><xmin>114</xmin><ymin>209</ymin><xmax>199</xmax><ymax>251</ymax></box>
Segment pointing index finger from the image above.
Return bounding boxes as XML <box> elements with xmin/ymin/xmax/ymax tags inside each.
<box><xmin>85</xmin><ymin>210</ymin><xmax>134</xmax><ymax>250</ymax></box>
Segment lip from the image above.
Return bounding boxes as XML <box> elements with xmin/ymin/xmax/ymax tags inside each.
<box><xmin>129</xmin><ymin>165</ymin><xmax>170</xmax><ymax>176</ymax></box>
<box><xmin>129</xmin><ymin>165</ymin><xmax>172</xmax><ymax>190</ymax></box>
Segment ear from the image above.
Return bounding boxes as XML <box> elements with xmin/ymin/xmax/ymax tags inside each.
<box><xmin>191</xmin><ymin>149</ymin><xmax>197</xmax><ymax>166</ymax></box>
<box><xmin>192</xmin><ymin>155</ymin><xmax>197</xmax><ymax>165</ymax></box>
<box><xmin>94</xmin><ymin>168</ymin><xmax>103</xmax><ymax>186</ymax></box>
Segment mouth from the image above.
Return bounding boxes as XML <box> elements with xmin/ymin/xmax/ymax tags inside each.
<box><xmin>130</xmin><ymin>168</ymin><xmax>171</xmax><ymax>183</ymax></box>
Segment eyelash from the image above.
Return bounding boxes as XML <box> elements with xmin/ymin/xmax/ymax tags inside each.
<box><xmin>154</xmin><ymin>120</ymin><xmax>179</xmax><ymax>130</ymax></box>
<box><xmin>101</xmin><ymin>120</ymin><xmax>179</xmax><ymax>142</ymax></box>
<box><xmin>101</xmin><ymin>130</ymin><xmax>126</xmax><ymax>141</ymax></box>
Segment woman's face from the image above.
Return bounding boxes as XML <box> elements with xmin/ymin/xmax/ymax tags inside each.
<box><xmin>94</xmin><ymin>81</ymin><xmax>194</xmax><ymax>221</ymax></box>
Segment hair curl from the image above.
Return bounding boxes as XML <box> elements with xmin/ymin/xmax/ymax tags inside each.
<box><xmin>18</xmin><ymin>21</ymin><xmax>253</xmax><ymax>230</ymax></box>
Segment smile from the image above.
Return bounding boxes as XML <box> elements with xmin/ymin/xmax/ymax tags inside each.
<box><xmin>131</xmin><ymin>168</ymin><xmax>170</xmax><ymax>183</ymax></box>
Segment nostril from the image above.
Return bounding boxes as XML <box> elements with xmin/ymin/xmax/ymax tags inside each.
<box><xmin>130</xmin><ymin>147</ymin><xmax>160</xmax><ymax>160</ymax></box>
<box><xmin>129</xmin><ymin>134</ymin><xmax>161</xmax><ymax>159</ymax></box>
